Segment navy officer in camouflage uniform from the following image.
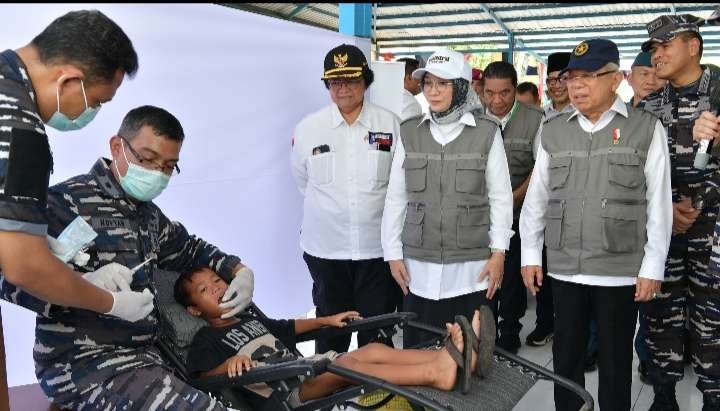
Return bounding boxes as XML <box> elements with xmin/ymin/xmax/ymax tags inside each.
<box><xmin>638</xmin><ymin>13</ymin><xmax>720</xmax><ymax>411</ymax></box>
<box><xmin>2</xmin><ymin>106</ymin><xmax>254</xmax><ymax>409</ymax></box>
<box><xmin>0</xmin><ymin>10</ymin><xmax>156</xmax><ymax>320</ymax></box>
<box><xmin>0</xmin><ymin>11</ymin><xmax>154</xmax><ymax>405</ymax></box>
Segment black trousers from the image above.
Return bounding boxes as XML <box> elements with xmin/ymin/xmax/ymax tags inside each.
<box><xmin>495</xmin><ymin>218</ymin><xmax>554</xmax><ymax>337</ymax></box>
<box><xmin>402</xmin><ymin>290</ymin><xmax>490</xmax><ymax>348</ymax></box>
<box><xmin>303</xmin><ymin>252</ymin><xmax>400</xmax><ymax>354</ymax></box>
<box><xmin>552</xmin><ymin>278</ymin><xmax>638</xmax><ymax>411</ymax></box>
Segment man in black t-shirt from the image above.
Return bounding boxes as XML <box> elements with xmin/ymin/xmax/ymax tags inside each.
<box><xmin>176</xmin><ymin>267</ymin><xmax>494</xmax><ymax>406</ymax></box>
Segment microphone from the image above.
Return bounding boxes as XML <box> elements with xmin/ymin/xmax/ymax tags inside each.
<box><xmin>694</xmin><ymin>83</ymin><xmax>720</xmax><ymax>169</ymax></box>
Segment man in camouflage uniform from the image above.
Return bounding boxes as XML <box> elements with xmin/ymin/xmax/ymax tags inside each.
<box><xmin>1</xmin><ymin>106</ymin><xmax>253</xmax><ymax>409</ymax></box>
<box><xmin>638</xmin><ymin>13</ymin><xmax>720</xmax><ymax>411</ymax></box>
<box><xmin>0</xmin><ymin>11</ymin><xmax>155</xmax><ymax>405</ymax></box>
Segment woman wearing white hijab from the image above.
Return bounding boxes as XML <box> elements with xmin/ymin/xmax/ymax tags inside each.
<box><xmin>381</xmin><ymin>49</ymin><xmax>514</xmax><ymax>356</ymax></box>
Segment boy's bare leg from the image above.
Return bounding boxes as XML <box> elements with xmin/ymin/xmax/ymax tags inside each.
<box><xmin>347</xmin><ymin>342</ymin><xmax>440</xmax><ymax>365</ymax></box>
<box><xmin>299</xmin><ymin>323</ymin><xmax>463</xmax><ymax>402</ymax></box>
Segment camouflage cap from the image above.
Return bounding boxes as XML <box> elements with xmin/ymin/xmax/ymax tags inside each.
<box><xmin>641</xmin><ymin>14</ymin><xmax>705</xmax><ymax>52</ymax></box>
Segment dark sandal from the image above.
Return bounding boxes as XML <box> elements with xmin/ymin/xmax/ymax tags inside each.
<box><xmin>453</xmin><ymin>314</ymin><xmax>474</xmax><ymax>394</ymax></box>
<box><xmin>465</xmin><ymin>306</ymin><xmax>496</xmax><ymax>379</ymax></box>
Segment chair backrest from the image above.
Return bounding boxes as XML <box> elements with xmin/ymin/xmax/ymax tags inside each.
<box><xmin>153</xmin><ymin>269</ymin><xmax>209</xmax><ymax>368</ymax></box>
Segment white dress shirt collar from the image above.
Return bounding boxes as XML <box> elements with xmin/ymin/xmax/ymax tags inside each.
<box><xmin>420</xmin><ymin>111</ymin><xmax>476</xmax><ymax>128</ymax></box>
<box><xmin>486</xmin><ymin>100</ymin><xmax>518</xmax><ymax>130</ymax></box>
<box><xmin>567</xmin><ymin>95</ymin><xmax>628</xmax><ymax>126</ymax></box>
<box><xmin>331</xmin><ymin>100</ymin><xmax>373</xmax><ymax>129</ymax></box>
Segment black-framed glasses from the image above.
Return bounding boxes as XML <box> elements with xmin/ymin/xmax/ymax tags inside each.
<box><xmin>327</xmin><ymin>78</ymin><xmax>364</xmax><ymax>90</ymax></box>
<box><xmin>546</xmin><ymin>76</ymin><xmax>564</xmax><ymax>86</ymax></box>
<box><xmin>119</xmin><ymin>136</ymin><xmax>180</xmax><ymax>176</ymax></box>
<box><xmin>562</xmin><ymin>70</ymin><xmax>618</xmax><ymax>84</ymax></box>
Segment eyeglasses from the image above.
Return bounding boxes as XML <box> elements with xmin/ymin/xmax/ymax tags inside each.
<box><xmin>422</xmin><ymin>79</ymin><xmax>453</xmax><ymax>92</ymax></box>
<box><xmin>562</xmin><ymin>70</ymin><xmax>618</xmax><ymax>85</ymax></box>
<box><xmin>120</xmin><ymin>136</ymin><xmax>180</xmax><ymax>176</ymax></box>
<box><xmin>546</xmin><ymin>76</ymin><xmax>565</xmax><ymax>86</ymax></box>
<box><xmin>327</xmin><ymin>78</ymin><xmax>364</xmax><ymax>90</ymax></box>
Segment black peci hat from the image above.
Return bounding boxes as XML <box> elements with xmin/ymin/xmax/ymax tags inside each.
<box><xmin>322</xmin><ymin>44</ymin><xmax>368</xmax><ymax>80</ymax></box>
<box><xmin>547</xmin><ymin>52</ymin><xmax>571</xmax><ymax>73</ymax></box>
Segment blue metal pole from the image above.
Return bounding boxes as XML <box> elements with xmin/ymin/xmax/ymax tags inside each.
<box><xmin>339</xmin><ymin>3</ymin><xmax>373</xmax><ymax>38</ymax></box>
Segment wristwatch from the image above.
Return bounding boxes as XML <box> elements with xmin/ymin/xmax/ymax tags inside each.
<box><xmin>491</xmin><ymin>248</ymin><xmax>506</xmax><ymax>255</ymax></box>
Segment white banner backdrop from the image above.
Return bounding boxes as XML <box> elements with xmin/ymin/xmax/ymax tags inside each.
<box><xmin>0</xmin><ymin>3</ymin><xmax>370</xmax><ymax>387</ymax></box>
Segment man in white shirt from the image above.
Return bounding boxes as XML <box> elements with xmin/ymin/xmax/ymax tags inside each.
<box><xmin>397</xmin><ymin>57</ymin><xmax>423</xmax><ymax>121</ymax></box>
<box><xmin>520</xmin><ymin>39</ymin><xmax>672</xmax><ymax>411</ymax></box>
<box><xmin>291</xmin><ymin>44</ymin><xmax>402</xmax><ymax>354</ymax></box>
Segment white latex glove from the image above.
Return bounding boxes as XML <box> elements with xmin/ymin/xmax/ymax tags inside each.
<box><xmin>219</xmin><ymin>266</ymin><xmax>254</xmax><ymax>319</ymax></box>
<box><xmin>46</xmin><ymin>235</ymin><xmax>70</xmax><ymax>258</ymax></box>
<box><xmin>107</xmin><ymin>288</ymin><xmax>154</xmax><ymax>322</ymax></box>
<box><xmin>82</xmin><ymin>262</ymin><xmax>133</xmax><ymax>292</ymax></box>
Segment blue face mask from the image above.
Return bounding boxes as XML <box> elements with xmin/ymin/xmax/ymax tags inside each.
<box><xmin>114</xmin><ymin>139</ymin><xmax>170</xmax><ymax>202</ymax></box>
<box><xmin>46</xmin><ymin>78</ymin><xmax>101</xmax><ymax>131</ymax></box>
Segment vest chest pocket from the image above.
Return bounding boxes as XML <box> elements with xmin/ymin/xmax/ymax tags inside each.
<box><xmin>403</xmin><ymin>157</ymin><xmax>428</xmax><ymax>192</ymax></box>
<box><xmin>509</xmin><ymin>140</ymin><xmax>534</xmax><ymax>174</ymax></box>
<box><xmin>548</xmin><ymin>157</ymin><xmax>571</xmax><ymax>190</ymax></box>
<box><xmin>455</xmin><ymin>158</ymin><xmax>487</xmax><ymax>194</ymax></box>
<box><xmin>368</xmin><ymin>150</ymin><xmax>392</xmax><ymax>186</ymax></box>
<box><xmin>601</xmin><ymin>201</ymin><xmax>639</xmax><ymax>253</ymax></box>
<box><xmin>544</xmin><ymin>200</ymin><xmax>565</xmax><ymax>250</ymax></box>
<box><xmin>402</xmin><ymin>203</ymin><xmax>425</xmax><ymax>247</ymax></box>
<box><xmin>457</xmin><ymin>205</ymin><xmax>490</xmax><ymax>249</ymax></box>
<box><xmin>608</xmin><ymin>153</ymin><xmax>643</xmax><ymax>189</ymax></box>
<box><xmin>308</xmin><ymin>152</ymin><xmax>335</xmax><ymax>185</ymax></box>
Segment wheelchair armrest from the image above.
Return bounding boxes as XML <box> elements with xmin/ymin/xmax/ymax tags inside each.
<box><xmin>191</xmin><ymin>358</ymin><xmax>331</xmax><ymax>391</ymax></box>
<box><xmin>296</xmin><ymin>311</ymin><xmax>417</xmax><ymax>343</ymax></box>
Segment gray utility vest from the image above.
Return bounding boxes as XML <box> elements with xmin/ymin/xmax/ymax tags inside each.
<box><xmin>400</xmin><ymin>112</ymin><xmax>498</xmax><ymax>264</ymax></box>
<box><xmin>541</xmin><ymin>106</ymin><xmax>657</xmax><ymax>277</ymax></box>
<box><xmin>503</xmin><ymin>102</ymin><xmax>543</xmax><ymax>191</ymax></box>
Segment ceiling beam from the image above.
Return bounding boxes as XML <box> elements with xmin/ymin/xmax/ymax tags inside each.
<box><xmin>218</xmin><ymin>3</ymin><xmax>336</xmax><ymax>30</ymax></box>
<box><xmin>479</xmin><ymin>3</ymin><xmax>545</xmax><ymax>63</ymax></box>
<box><xmin>376</xmin><ymin>5</ymin><xmax>717</xmax><ymax>30</ymax></box>
<box><xmin>378</xmin><ymin>3</ymin><xmax>588</xmax><ymax>14</ymax></box>
<box><xmin>378</xmin><ymin>23</ymin><xmax>720</xmax><ymax>42</ymax></box>
<box><xmin>379</xmin><ymin>33</ymin><xmax>720</xmax><ymax>49</ymax></box>
<box><xmin>287</xmin><ymin>4</ymin><xmax>308</xmax><ymax>19</ymax></box>
<box><xmin>376</xmin><ymin>3</ymin><xmax>685</xmax><ymax>21</ymax></box>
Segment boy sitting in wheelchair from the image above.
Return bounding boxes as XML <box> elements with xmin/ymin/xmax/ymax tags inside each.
<box><xmin>174</xmin><ymin>266</ymin><xmax>495</xmax><ymax>406</ymax></box>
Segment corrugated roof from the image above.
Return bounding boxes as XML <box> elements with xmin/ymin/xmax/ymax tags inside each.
<box><xmin>222</xmin><ymin>3</ymin><xmax>720</xmax><ymax>61</ymax></box>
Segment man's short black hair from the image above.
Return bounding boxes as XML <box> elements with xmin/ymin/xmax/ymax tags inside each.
<box><xmin>31</xmin><ymin>10</ymin><xmax>138</xmax><ymax>84</ymax></box>
<box><xmin>174</xmin><ymin>266</ymin><xmax>208</xmax><ymax>308</ymax></box>
<box><xmin>678</xmin><ymin>31</ymin><xmax>704</xmax><ymax>57</ymax></box>
<box><xmin>396</xmin><ymin>58</ymin><xmax>420</xmax><ymax>77</ymax></box>
<box><xmin>118</xmin><ymin>105</ymin><xmax>185</xmax><ymax>142</ymax></box>
<box><xmin>517</xmin><ymin>81</ymin><xmax>539</xmax><ymax>98</ymax></box>
<box><xmin>483</xmin><ymin>61</ymin><xmax>518</xmax><ymax>87</ymax></box>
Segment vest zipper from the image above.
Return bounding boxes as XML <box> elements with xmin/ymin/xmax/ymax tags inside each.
<box><xmin>439</xmin><ymin>145</ymin><xmax>444</xmax><ymax>262</ymax></box>
<box><xmin>578</xmin><ymin>131</ymin><xmax>593</xmax><ymax>270</ymax></box>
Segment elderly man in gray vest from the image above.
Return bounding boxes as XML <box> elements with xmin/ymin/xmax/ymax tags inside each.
<box><xmin>520</xmin><ymin>39</ymin><xmax>672</xmax><ymax>411</ymax></box>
